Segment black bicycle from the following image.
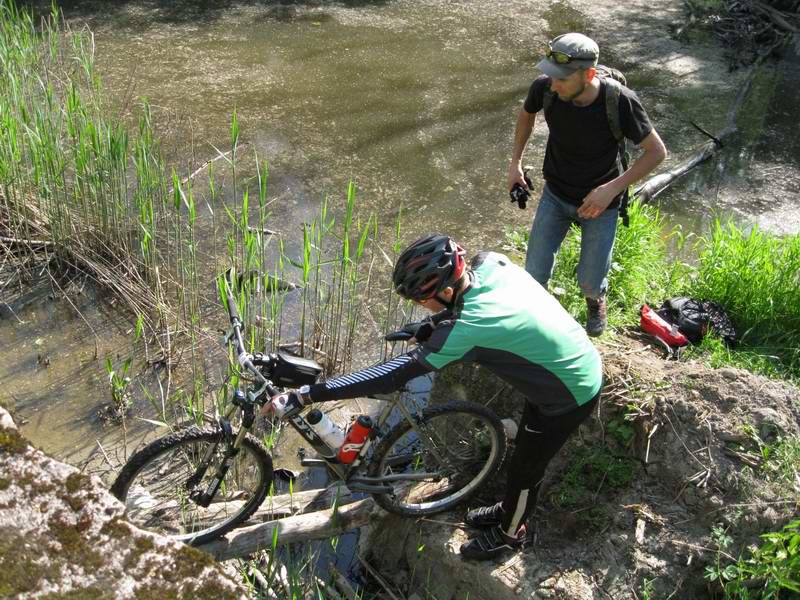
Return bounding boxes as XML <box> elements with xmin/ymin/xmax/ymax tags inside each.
<box><xmin>110</xmin><ymin>271</ymin><xmax>507</xmax><ymax>545</ymax></box>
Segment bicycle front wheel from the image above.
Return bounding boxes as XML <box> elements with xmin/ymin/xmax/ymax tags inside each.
<box><xmin>110</xmin><ymin>427</ymin><xmax>273</xmax><ymax>545</ymax></box>
<box><xmin>368</xmin><ymin>401</ymin><xmax>506</xmax><ymax>516</ymax></box>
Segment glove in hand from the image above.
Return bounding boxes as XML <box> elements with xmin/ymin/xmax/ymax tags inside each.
<box><xmin>402</xmin><ymin>318</ymin><xmax>434</xmax><ymax>343</ymax></box>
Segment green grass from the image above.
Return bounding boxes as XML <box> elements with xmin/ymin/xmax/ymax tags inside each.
<box><xmin>504</xmin><ymin>201</ymin><xmax>800</xmax><ymax>381</ymax></box>
<box><xmin>549</xmin><ymin>444</ymin><xmax>639</xmax><ymax>530</ymax></box>
<box><xmin>706</xmin><ymin>520</ymin><xmax>800</xmax><ymax>599</ymax></box>
<box><xmin>682</xmin><ymin>221</ymin><xmax>800</xmax><ymax>381</ymax></box>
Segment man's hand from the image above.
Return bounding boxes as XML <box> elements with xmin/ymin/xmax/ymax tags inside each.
<box><xmin>260</xmin><ymin>391</ymin><xmax>305</xmax><ymax>420</ymax></box>
<box><xmin>403</xmin><ymin>318</ymin><xmax>435</xmax><ymax>344</ymax></box>
<box><xmin>507</xmin><ymin>163</ymin><xmax>527</xmax><ymax>193</ymax></box>
<box><xmin>577</xmin><ymin>183</ymin><xmax>619</xmax><ymax>219</ymax></box>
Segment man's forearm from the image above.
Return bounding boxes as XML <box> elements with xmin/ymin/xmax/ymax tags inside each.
<box><xmin>510</xmin><ymin>109</ymin><xmax>535</xmax><ymax>167</ymax></box>
<box><xmin>607</xmin><ymin>132</ymin><xmax>667</xmax><ymax>195</ymax></box>
<box><xmin>308</xmin><ymin>352</ymin><xmax>431</xmax><ymax>402</ymax></box>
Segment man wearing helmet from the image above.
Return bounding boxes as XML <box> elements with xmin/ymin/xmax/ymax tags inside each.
<box><xmin>262</xmin><ymin>234</ymin><xmax>603</xmax><ymax>561</ymax></box>
<box><xmin>508</xmin><ymin>33</ymin><xmax>667</xmax><ymax>336</ymax></box>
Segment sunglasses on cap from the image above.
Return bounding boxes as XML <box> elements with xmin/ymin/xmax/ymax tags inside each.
<box><xmin>544</xmin><ymin>43</ymin><xmax>596</xmax><ymax>65</ymax></box>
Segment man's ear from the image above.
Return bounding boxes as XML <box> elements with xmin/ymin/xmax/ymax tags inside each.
<box><xmin>585</xmin><ymin>66</ymin><xmax>597</xmax><ymax>82</ymax></box>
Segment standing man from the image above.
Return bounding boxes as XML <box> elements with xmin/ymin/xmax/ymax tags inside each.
<box><xmin>509</xmin><ymin>32</ymin><xmax>667</xmax><ymax>336</ymax></box>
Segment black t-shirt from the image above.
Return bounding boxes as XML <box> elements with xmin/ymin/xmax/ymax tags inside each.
<box><xmin>523</xmin><ymin>75</ymin><xmax>653</xmax><ymax>207</ymax></box>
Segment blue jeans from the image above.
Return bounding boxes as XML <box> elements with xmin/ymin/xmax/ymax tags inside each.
<box><xmin>524</xmin><ymin>184</ymin><xmax>618</xmax><ymax>299</ymax></box>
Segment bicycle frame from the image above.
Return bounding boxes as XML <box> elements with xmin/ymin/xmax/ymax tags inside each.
<box><xmin>205</xmin><ymin>269</ymin><xmax>445</xmax><ymax>501</ymax></box>
<box><xmin>283</xmin><ymin>391</ymin><xmax>448</xmax><ymax>495</ymax></box>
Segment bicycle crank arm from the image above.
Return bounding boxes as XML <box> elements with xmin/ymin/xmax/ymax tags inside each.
<box><xmin>349</xmin><ymin>472</ymin><xmax>441</xmax><ymax>484</ymax></box>
<box><xmin>346</xmin><ymin>482</ymin><xmax>394</xmax><ymax>494</ymax></box>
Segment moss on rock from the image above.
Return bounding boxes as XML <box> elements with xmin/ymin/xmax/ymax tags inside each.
<box><xmin>39</xmin><ymin>587</ymin><xmax>113</xmax><ymax>600</ymax></box>
<box><xmin>0</xmin><ymin>427</ymin><xmax>28</xmax><ymax>455</ymax></box>
<box><xmin>0</xmin><ymin>530</ymin><xmax>40</xmax><ymax>597</ymax></box>
<box><xmin>48</xmin><ymin>512</ymin><xmax>106</xmax><ymax>571</ymax></box>
<box><xmin>0</xmin><ymin>404</ymin><xmax>248</xmax><ymax>599</ymax></box>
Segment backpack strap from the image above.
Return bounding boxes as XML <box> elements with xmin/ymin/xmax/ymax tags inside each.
<box><xmin>602</xmin><ymin>78</ymin><xmax>624</xmax><ymax>144</ymax></box>
<box><xmin>602</xmin><ymin>77</ymin><xmax>632</xmax><ymax>227</ymax></box>
<box><xmin>542</xmin><ymin>85</ymin><xmax>556</xmax><ymax>115</ymax></box>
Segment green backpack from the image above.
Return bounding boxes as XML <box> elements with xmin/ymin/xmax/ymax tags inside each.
<box><xmin>542</xmin><ymin>65</ymin><xmax>633</xmax><ymax>226</ymax></box>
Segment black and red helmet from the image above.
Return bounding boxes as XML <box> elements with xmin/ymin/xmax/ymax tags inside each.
<box><xmin>392</xmin><ymin>234</ymin><xmax>466</xmax><ymax>301</ymax></box>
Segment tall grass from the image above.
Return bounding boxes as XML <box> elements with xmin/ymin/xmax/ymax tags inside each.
<box><xmin>226</xmin><ymin>179</ymin><xmax>382</xmax><ymax>378</ymax></box>
<box><xmin>0</xmin><ymin>2</ymin><xmax>162</xmax><ymax>319</ymax></box>
<box><xmin>504</xmin><ymin>202</ymin><xmax>800</xmax><ymax>380</ymax></box>
<box><xmin>0</xmin><ymin>0</ymin><xmax>413</xmax><ymax>462</ymax></box>
<box><xmin>681</xmin><ymin>222</ymin><xmax>800</xmax><ymax>377</ymax></box>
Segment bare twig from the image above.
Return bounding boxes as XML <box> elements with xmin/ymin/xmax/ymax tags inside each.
<box><xmin>329</xmin><ymin>565</ymin><xmax>359</xmax><ymax>600</ymax></box>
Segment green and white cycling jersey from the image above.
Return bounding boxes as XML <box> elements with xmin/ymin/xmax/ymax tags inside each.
<box><xmin>310</xmin><ymin>252</ymin><xmax>602</xmax><ymax>415</ymax></box>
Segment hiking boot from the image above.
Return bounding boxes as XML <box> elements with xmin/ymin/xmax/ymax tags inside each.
<box><xmin>585</xmin><ymin>296</ymin><xmax>607</xmax><ymax>337</ymax></box>
<box><xmin>460</xmin><ymin>524</ymin><xmax>527</xmax><ymax>561</ymax></box>
<box><xmin>465</xmin><ymin>502</ymin><xmax>505</xmax><ymax>528</ymax></box>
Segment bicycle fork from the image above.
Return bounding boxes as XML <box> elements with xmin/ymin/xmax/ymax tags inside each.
<box><xmin>188</xmin><ymin>393</ymin><xmax>254</xmax><ymax>508</ymax></box>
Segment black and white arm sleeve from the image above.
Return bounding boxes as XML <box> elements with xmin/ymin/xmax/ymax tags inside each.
<box><xmin>308</xmin><ymin>350</ymin><xmax>432</xmax><ymax>403</ymax></box>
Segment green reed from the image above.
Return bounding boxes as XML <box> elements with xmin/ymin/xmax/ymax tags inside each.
<box><xmin>2</xmin><ymin>0</ymin><xmax>403</xmax><ymax>430</ymax></box>
<box><xmin>683</xmin><ymin>221</ymin><xmax>800</xmax><ymax>379</ymax></box>
<box><xmin>1</xmin><ymin>2</ymin><xmax>157</xmax><ymax>316</ymax></box>
<box><xmin>224</xmin><ymin>178</ymin><xmax>384</xmax><ymax>377</ymax></box>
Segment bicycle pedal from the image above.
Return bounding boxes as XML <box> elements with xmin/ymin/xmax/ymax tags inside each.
<box><xmin>299</xmin><ymin>457</ymin><xmax>328</xmax><ymax>467</ymax></box>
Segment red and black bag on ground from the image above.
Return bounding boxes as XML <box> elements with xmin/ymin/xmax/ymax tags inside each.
<box><xmin>640</xmin><ymin>297</ymin><xmax>737</xmax><ymax>357</ymax></box>
<box><xmin>640</xmin><ymin>304</ymin><xmax>690</xmax><ymax>349</ymax></box>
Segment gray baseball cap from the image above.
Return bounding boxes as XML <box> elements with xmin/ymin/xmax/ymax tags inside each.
<box><xmin>535</xmin><ymin>33</ymin><xmax>599</xmax><ymax>79</ymax></box>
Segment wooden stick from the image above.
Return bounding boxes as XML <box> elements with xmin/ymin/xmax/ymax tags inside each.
<box><xmin>0</xmin><ymin>235</ymin><xmax>54</xmax><ymax>247</ymax></box>
<box><xmin>357</xmin><ymin>552</ymin><xmax>402</xmax><ymax>600</ymax></box>
<box><xmin>212</xmin><ymin>484</ymin><xmax>356</xmax><ymax>522</ymax></box>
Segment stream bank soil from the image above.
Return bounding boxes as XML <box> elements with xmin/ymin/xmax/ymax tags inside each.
<box><xmin>361</xmin><ymin>334</ymin><xmax>800</xmax><ymax>599</ymax></box>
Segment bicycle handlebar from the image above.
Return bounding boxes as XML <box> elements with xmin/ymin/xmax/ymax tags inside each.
<box><xmin>385</xmin><ymin>330</ymin><xmax>414</xmax><ymax>342</ymax></box>
<box><xmin>222</xmin><ymin>269</ymin><xmax>279</xmax><ymax>401</ymax></box>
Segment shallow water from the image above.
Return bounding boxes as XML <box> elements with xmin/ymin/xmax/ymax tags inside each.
<box><xmin>4</xmin><ymin>0</ymin><xmax>799</xmax><ymax>465</ymax></box>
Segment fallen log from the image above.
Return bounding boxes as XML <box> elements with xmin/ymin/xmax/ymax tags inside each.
<box><xmin>196</xmin><ymin>496</ymin><xmax>376</xmax><ymax>561</ymax></box>
<box><xmin>634</xmin><ymin>48</ymin><xmax>767</xmax><ymax>204</ymax></box>
<box><xmin>214</xmin><ymin>484</ymin><xmax>355</xmax><ymax>523</ymax></box>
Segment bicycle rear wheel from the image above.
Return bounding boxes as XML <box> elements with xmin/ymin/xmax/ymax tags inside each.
<box><xmin>110</xmin><ymin>427</ymin><xmax>273</xmax><ymax>545</ymax></box>
<box><xmin>367</xmin><ymin>401</ymin><xmax>506</xmax><ymax>516</ymax></box>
